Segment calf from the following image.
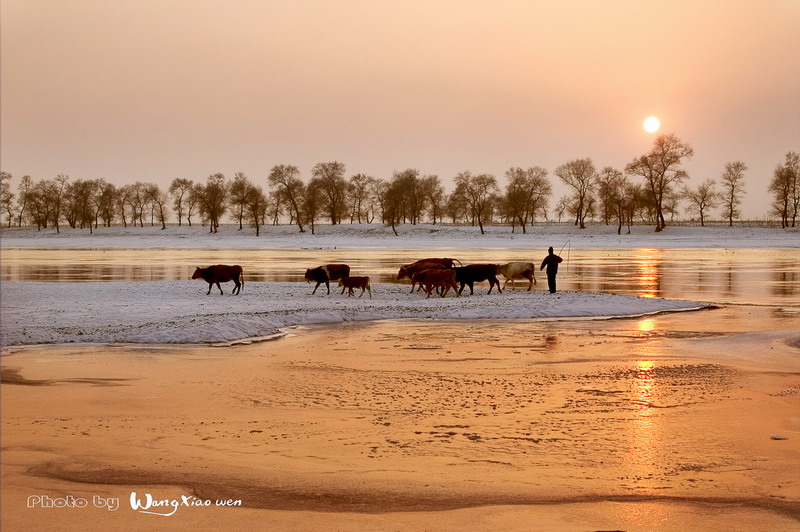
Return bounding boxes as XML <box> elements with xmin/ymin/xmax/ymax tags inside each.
<box><xmin>498</xmin><ymin>261</ymin><xmax>537</xmax><ymax>291</ymax></box>
<box><xmin>192</xmin><ymin>265</ymin><xmax>243</xmax><ymax>295</ymax></box>
<box><xmin>411</xmin><ymin>269</ymin><xmax>459</xmax><ymax>298</ymax></box>
<box><xmin>304</xmin><ymin>264</ymin><xmax>351</xmax><ymax>295</ymax></box>
<box><xmin>338</xmin><ymin>276</ymin><xmax>372</xmax><ymax>297</ymax></box>
<box><xmin>452</xmin><ymin>264</ymin><xmax>502</xmax><ymax>295</ymax></box>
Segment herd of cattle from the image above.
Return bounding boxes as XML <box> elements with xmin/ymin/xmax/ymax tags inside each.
<box><xmin>192</xmin><ymin>258</ymin><xmax>539</xmax><ymax>298</ymax></box>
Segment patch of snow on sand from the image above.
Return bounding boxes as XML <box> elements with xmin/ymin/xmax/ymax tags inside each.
<box><xmin>0</xmin><ymin>281</ymin><xmax>706</xmax><ymax>346</ymax></box>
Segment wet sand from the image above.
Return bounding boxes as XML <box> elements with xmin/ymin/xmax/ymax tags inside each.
<box><xmin>2</xmin><ymin>307</ymin><xmax>799</xmax><ymax>531</ymax></box>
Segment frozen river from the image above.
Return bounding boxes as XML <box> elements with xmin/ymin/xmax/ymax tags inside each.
<box><xmin>1</xmin><ymin>246</ymin><xmax>797</xmax><ymax>307</ymax></box>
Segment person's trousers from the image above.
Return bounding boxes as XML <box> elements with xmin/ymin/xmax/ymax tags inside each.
<box><xmin>547</xmin><ymin>273</ymin><xmax>557</xmax><ymax>293</ymax></box>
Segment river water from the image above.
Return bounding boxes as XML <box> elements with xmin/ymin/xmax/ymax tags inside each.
<box><xmin>1</xmin><ymin>247</ymin><xmax>797</xmax><ymax>307</ymax></box>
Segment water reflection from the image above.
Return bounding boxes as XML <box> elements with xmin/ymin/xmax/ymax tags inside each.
<box><xmin>627</xmin><ymin>360</ymin><xmax>658</xmax><ymax>488</ymax></box>
<box><xmin>634</xmin><ymin>249</ymin><xmax>661</xmax><ymax>298</ymax></box>
<box><xmin>637</xmin><ymin>319</ymin><xmax>655</xmax><ymax>332</ymax></box>
<box><xmin>772</xmin><ymin>267</ymin><xmax>798</xmax><ymax>297</ymax></box>
<box><xmin>1</xmin><ymin>247</ymin><xmax>798</xmax><ymax>306</ymax></box>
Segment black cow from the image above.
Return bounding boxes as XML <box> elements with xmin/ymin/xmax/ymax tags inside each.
<box><xmin>304</xmin><ymin>264</ymin><xmax>351</xmax><ymax>295</ymax></box>
<box><xmin>452</xmin><ymin>264</ymin><xmax>502</xmax><ymax>295</ymax></box>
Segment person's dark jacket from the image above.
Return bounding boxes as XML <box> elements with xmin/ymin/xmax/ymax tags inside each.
<box><xmin>540</xmin><ymin>254</ymin><xmax>562</xmax><ymax>275</ymax></box>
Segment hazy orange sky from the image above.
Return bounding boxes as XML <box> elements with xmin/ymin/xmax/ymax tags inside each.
<box><xmin>2</xmin><ymin>0</ymin><xmax>798</xmax><ymax>219</ymax></box>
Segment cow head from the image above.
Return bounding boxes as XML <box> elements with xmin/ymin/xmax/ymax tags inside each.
<box><xmin>191</xmin><ymin>267</ymin><xmax>204</xmax><ymax>280</ymax></box>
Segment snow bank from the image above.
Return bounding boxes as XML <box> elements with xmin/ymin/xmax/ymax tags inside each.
<box><xmin>1</xmin><ymin>223</ymin><xmax>797</xmax><ymax>250</ymax></box>
<box><xmin>0</xmin><ymin>281</ymin><xmax>706</xmax><ymax>346</ymax></box>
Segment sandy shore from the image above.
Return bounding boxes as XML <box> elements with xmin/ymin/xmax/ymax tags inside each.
<box><xmin>2</xmin><ymin>308</ymin><xmax>799</xmax><ymax>531</ymax></box>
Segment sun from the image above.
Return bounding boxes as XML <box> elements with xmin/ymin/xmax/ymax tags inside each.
<box><xmin>643</xmin><ymin>116</ymin><xmax>661</xmax><ymax>133</ymax></box>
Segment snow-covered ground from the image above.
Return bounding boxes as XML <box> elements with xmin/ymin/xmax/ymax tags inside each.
<box><xmin>0</xmin><ymin>280</ymin><xmax>705</xmax><ymax>346</ymax></box>
<box><xmin>1</xmin><ymin>222</ymin><xmax>797</xmax><ymax>250</ymax></box>
<box><xmin>1</xmin><ymin>223</ymin><xmax>794</xmax><ymax>347</ymax></box>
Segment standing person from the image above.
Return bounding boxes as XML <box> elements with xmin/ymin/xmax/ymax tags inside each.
<box><xmin>540</xmin><ymin>246</ymin><xmax>563</xmax><ymax>294</ymax></box>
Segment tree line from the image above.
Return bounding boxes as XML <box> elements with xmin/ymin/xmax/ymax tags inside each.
<box><xmin>1</xmin><ymin>135</ymin><xmax>798</xmax><ymax>234</ymax></box>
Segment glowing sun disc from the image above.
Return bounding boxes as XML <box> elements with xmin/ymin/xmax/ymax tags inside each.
<box><xmin>643</xmin><ymin>116</ymin><xmax>661</xmax><ymax>133</ymax></box>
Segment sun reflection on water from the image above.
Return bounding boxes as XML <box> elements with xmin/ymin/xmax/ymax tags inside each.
<box><xmin>625</xmin><ymin>360</ymin><xmax>659</xmax><ymax>490</ymax></box>
<box><xmin>637</xmin><ymin>318</ymin><xmax>655</xmax><ymax>332</ymax></box>
<box><xmin>634</xmin><ymin>249</ymin><xmax>662</xmax><ymax>298</ymax></box>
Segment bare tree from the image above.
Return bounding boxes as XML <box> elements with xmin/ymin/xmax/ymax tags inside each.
<box><xmin>267</xmin><ymin>188</ymin><xmax>284</xmax><ymax>226</ymax></box>
<box><xmin>27</xmin><ymin>180</ymin><xmax>49</xmax><ymax>230</ymax></box>
<box><xmin>268</xmin><ymin>165</ymin><xmax>305</xmax><ymax>233</ymax></box>
<box><xmin>145</xmin><ymin>183</ymin><xmax>170</xmax><ymax>230</ymax></box>
<box><xmin>229</xmin><ymin>172</ymin><xmax>250</xmax><ymax>230</ymax></box>
<box><xmin>64</xmin><ymin>179</ymin><xmax>95</xmax><ymax>231</ymax></box>
<box><xmin>596</xmin><ymin>167</ymin><xmax>623</xmax><ymax>225</ymax></box>
<box><xmin>683</xmin><ymin>178</ymin><xmax>719</xmax><ymax>226</ymax></box>
<box><xmin>769</xmin><ymin>151</ymin><xmax>800</xmax><ymax>228</ymax></box>
<box><xmin>1</xmin><ymin>172</ymin><xmax>14</xmax><ymax>227</ymax></box>
<box><xmin>622</xmin><ymin>182</ymin><xmax>645</xmax><ymax>233</ymax></box>
<box><xmin>312</xmin><ymin>161</ymin><xmax>347</xmax><ymax>225</ymax></box>
<box><xmin>504</xmin><ymin>166</ymin><xmax>550</xmax><ymax>233</ymax></box>
<box><xmin>719</xmin><ymin>161</ymin><xmax>747</xmax><ymax>226</ymax></box>
<box><xmin>555</xmin><ymin>158</ymin><xmax>596</xmax><ymax>229</ymax></box>
<box><xmin>15</xmin><ymin>175</ymin><xmax>33</xmax><ymax>227</ymax></box>
<box><xmin>117</xmin><ymin>185</ymin><xmax>132</xmax><ymax>227</ymax></box>
<box><xmin>554</xmin><ymin>196</ymin><xmax>569</xmax><ymax>222</ymax></box>
<box><xmin>453</xmin><ymin>171</ymin><xmax>498</xmax><ymax>234</ymax></box>
<box><xmin>392</xmin><ymin>169</ymin><xmax>427</xmax><ymax>224</ymax></box>
<box><xmin>422</xmin><ymin>175</ymin><xmax>446</xmax><ymax>224</ymax></box>
<box><xmin>169</xmin><ymin>178</ymin><xmax>194</xmax><ymax>226</ymax></box>
<box><xmin>626</xmin><ymin>133</ymin><xmax>694</xmax><ymax>232</ymax></box>
<box><xmin>347</xmin><ymin>173</ymin><xmax>376</xmax><ymax>224</ymax></box>
<box><xmin>244</xmin><ymin>184</ymin><xmax>268</xmax><ymax>236</ymax></box>
<box><xmin>303</xmin><ymin>177</ymin><xmax>324</xmax><ymax>235</ymax></box>
<box><xmin>96</xmin><ymin>181</ymin><xmax>117</xmax><ymax>227</ymax></box>
<box><xmin>381</xmin><ymin>175</ymin><xmax>406</xmax><ymax>236</ymax></box>
<box><xmin>126</xmin><ymin>182</ymin><xmax>148</xmax><ymax>227</ymax></box>
<box><xmin>196</xmin><ymin>173</ymin><xmax>227</xmax><ymax>233</ymax></box>
<box><xmin>50</xmin><ymin>174</ymin><xmax>70</xmax><ymax>233</ymax></box>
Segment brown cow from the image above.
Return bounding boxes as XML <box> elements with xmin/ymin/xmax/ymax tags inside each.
<box><xmin>338</xmin><ymin>276</ymin><xmax>372</xmax><ymax>297</ymax></box>
<box><xmin>304</xmin><ymin>264</ymin><xmax>351</xmax><ymax>295</ymax></box>
<box><xmin>452</xmin><ymin>264</ymin><xmax>502</xmax><ymax>295</ymax></box>
<box><xmin>397</xmin><ymin>258</ymin><xmax>460</xmax><ymax>280</ymax></box>
<box><xmin>398</xmin><ymin>262</ymin><xmax>450</xmax><ymax>293</ymax></box>
<box><xmin>412</xmin><ymin>269</ymin><xmax>460</xmax><ymax>298</ymax></box>
<box><xmin>192</xmin><ymin>265</ymin><xmax>243</xmax><ymax>295</ymax></box>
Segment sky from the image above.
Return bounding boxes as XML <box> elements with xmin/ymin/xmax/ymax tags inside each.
<box><xmin>2</xmin><ymin>0</ymin><xmax>799</xmax><ymax>219</ymax></box>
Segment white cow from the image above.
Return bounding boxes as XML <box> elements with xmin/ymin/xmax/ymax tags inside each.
<box><xmin>498</xmin><ymin>262</ymin><xmax>537</xmax><ymax>291</ymax></box>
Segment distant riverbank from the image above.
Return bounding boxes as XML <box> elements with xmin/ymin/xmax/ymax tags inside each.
<box><xmin>1</xmin><ymin>223</ymin><xmax>798</xmax><ymax>250</ymax></box>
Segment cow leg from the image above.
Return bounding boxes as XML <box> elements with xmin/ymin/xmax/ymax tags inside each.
<box><xmin>206</xmin><ymin>283</ymin><xmax>212</xmax><ymax>295</ymax></box>
<box><xmin>527</xmin><ymin>275</ymin><xmax>533</xmax><ymax>291</ymax></box>
<box><xmin>490</xmin><ymin>278</ymin><xmax>501</xmax><ymax>294</ymax></box>
<box><xmin>367</xmin><ymin>285</ymin><xmax>372</xmax><ymax>298</ymax></box>
<box><xmin>341</xmin><ymin>285</ymin><xmax>347</xmax><ymax>295</ymax></box>
<box><xmin>325</xmin><ymin>280</ymin><xmax>330</xmax><ymax>295</ymax></box>
<box><xmin>451</xmin><ymin>281</ymin><xmax>460</xmax><ymax>297</ymax></box>
<box><xmin>216</xmin><ymin>282</ymin><xmax>224</xmax><ymax>295</ymax></box>
<box><xmin>233</xmin><ymin>278</ymin><xmax>241</xmax><ymax>295</ymax></box>
<box><xmin>312</xmin><ymin>282</ymin><xmax>322</xmax><ymax>295</ymax></box>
